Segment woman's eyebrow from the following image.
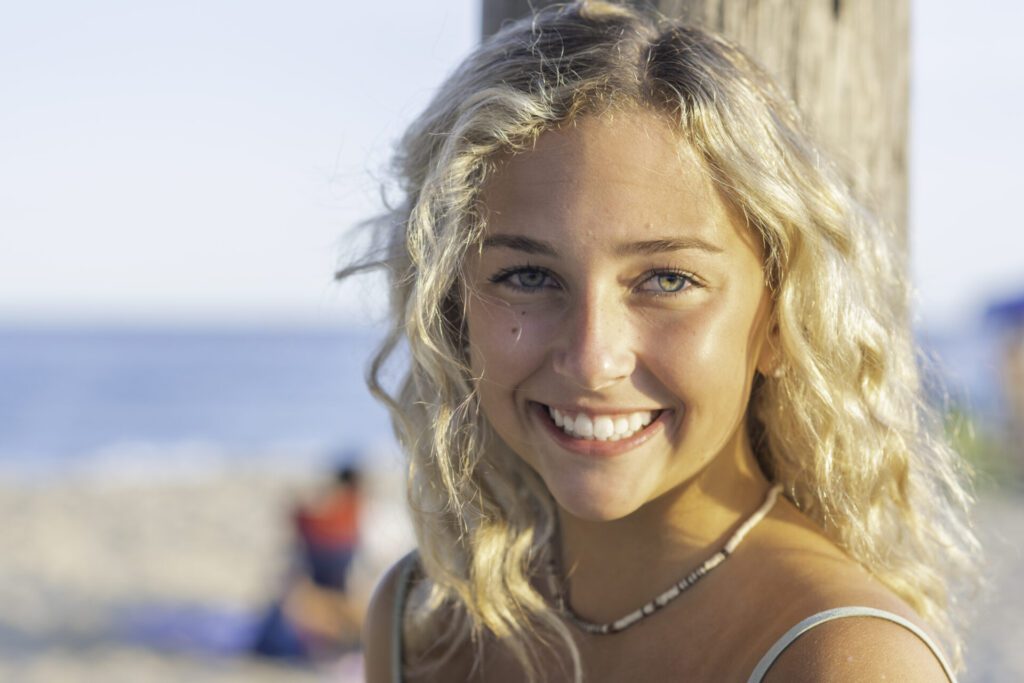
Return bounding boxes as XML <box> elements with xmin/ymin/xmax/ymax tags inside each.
<box><xmin>481</xmin><ymin>234</ymin><xmax>559</xmax><ymax>256</ymax></box>
<box><xmin>481</xmin><ymin>234</ymin><xmax>723</xmax><ymax>256</ymax></box>
<box><xmin>621</xmin><ymin>237</ymin><xmax>723</xmax><ymax>255</ymax></box>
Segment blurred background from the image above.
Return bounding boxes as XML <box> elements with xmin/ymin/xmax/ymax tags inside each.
<box><xmin>1</xmin><ymin>1</ymin><xmax>1021</xmax><ymax>681</ymax></box>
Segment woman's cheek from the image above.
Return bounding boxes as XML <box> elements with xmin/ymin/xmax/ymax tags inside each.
<box><xmin>655</xmin><ymin>298</ymin><xmax>761</xmax><ymax>408</ymax></box>
<box><xmin>468</xmin><ymin>297</ymin><xmax>559</xmax><ymax>375</ymax></box>
<box><xmin>639</xmin><ymin>306</ymin><xmax>732</xmax><ymax>398</ymax></box>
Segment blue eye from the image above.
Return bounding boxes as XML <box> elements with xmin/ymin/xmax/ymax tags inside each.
<box><xmin>515</xmin><ymin>269</ymin><xmax>547</xmax><ymax>288</ymax></box>
<box><xmin>655</xmin><ymin>273</ymin><xmax>688</xmax><ymax>292</ymax></box>
<box><xmin>638</xmin><ymin>269</ymin><xmax>697</xmax><ymax>295</ymax></box>
<box><xmin>490</xmin><ymin>266</ymin><xmax>558</xmax><ymax>291</ymax></box>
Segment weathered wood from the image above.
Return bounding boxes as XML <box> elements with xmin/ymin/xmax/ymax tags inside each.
<box><xmin>481</xmin><ymin>0</ymin><xmax>910</xmax><ymax>239</ymax></box>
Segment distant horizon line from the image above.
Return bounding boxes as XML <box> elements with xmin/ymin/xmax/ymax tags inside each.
<box><xmin>0</xmin><ymin>314</ymin><xmax>389</xmax><ymax>334</ymax></box>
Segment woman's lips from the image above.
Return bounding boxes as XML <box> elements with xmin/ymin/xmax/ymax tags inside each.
<box><xmin>530</xmin><ymin>401</ymin><xmax>669</xmax><ymax>457</ymax></box>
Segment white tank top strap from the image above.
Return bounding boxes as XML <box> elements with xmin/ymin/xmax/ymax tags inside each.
<box><xmin>746</xmin><ymin>606</ymin><xmax>957</xmax><ymax>683</ymax></box>
<box><xmin>391</xmin><ymin>550</ymin><xmax>419</xmax><ymax>683</ymax></box>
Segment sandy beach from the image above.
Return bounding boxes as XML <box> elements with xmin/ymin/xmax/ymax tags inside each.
<box><xmin>1</xmin><ymin>456</ymin><xmax>1020</xmax><ymax>682</ymax></box>
<box><xmin>0</xmin><ymin>456</ymin><xmax>413</xmax><ymax>683</ymax></box>
<box><xmin>962</xmin><ymin>487</ymin><xmax>1024</xmax><ymax>681</ymax></box>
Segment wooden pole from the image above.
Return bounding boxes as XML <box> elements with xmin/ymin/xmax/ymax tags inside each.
<box><xmin>481</xmin><ymin>0</ymin><xmax>910</xmax><ymax>241</ymax></box>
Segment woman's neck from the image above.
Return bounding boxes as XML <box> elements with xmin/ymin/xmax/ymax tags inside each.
<box><xmin>554</xmin><ymin>438</ymin><xmax>770</xmax><ymax>624</ymax></box>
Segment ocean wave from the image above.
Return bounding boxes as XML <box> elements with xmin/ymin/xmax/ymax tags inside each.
<box><xmin>0</xmin><ymin>437</ymin><xmax>399</xmax><ymax>485</ymax></box>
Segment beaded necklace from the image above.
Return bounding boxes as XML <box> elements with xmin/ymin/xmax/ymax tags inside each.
<box><xmin>548</xmin><ymin>484</ymin><xmax>783</xmax><ymax>635</ymax></box>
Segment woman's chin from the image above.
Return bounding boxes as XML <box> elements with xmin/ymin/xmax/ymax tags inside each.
<box><xmin>548</xmin><ymin>484</ymin><xmax>646</xmax><ymax>522</ymax></box>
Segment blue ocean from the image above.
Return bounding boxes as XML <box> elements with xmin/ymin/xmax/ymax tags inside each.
<box><xmin>0</xmin><ymin>322</ymin><xmax>1002</xmax><ymax>478</ymax></box>
<box><xmin>0</xmin><ymin>325</ymin><xmax>400</xmax><ymax>477</ymax></box>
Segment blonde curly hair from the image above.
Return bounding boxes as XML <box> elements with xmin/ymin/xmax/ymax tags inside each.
<box><xmin>338</xmin><ymin>2</ymin><xmax>978</xmax><ymax>679</ymax></box>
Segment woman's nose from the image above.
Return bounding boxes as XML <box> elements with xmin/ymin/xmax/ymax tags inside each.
<box><xmin>551</xmin><ymin>296</ymin><xmax>636</xmax><ymax>391</ymax></box>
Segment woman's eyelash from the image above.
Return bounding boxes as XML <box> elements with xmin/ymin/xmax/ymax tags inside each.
<box><xmin>637</xmin><ymin>268</ymin><xmax>702</xmax><ymax>295</ymax></box>
<box><xmin>488</xmin><ymin>265</ymin><xmax>559</xmax><ymax>291</ymax></box>
<box><xmin>488</xmin><ymin>265</ymin><xmax>702</xmax><ymax>295</ymax></box>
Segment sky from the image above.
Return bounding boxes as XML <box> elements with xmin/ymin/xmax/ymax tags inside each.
<box><xmin>1</xmin><ymin>1</ymin><xmax>1021</xmax><ymax>329</ymax></box>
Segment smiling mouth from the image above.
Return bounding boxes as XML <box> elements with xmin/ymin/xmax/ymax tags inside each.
<box><xmin>540</xmin><ymin>404</ymin><xmax>665</xmax><ymax>442</ymax></box>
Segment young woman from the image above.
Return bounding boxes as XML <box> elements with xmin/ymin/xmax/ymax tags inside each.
<box><xmin>348</xmin><ymin>3</ymin><xmax>978</xmax><ymax>680</ymax></box>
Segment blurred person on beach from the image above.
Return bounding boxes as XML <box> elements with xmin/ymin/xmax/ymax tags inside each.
<box><xmin>296</xmin><ymin>465</ymin><xmax>363</xmax><ymax>592</ymax></box>
<box><xmin>341</xmin><ymin>3</ymin><xmax>980</xmax><ymax>681</ymax></box>
<box><xmin>253</xmin><ymin>464</ymin><xmax>364</xmax><ymax>662</ymax></box>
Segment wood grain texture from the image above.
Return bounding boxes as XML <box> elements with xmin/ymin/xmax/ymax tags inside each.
<box><xmin>480</xmin><ymin>0</ymin><xmax>909</xmax><ymax>238</ymax></box>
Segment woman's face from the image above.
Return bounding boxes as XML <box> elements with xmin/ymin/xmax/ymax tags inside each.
<box><xmin>464</xmin><ymin>111</ymin><xmax>773</xmax><ymax>522</ymax></box>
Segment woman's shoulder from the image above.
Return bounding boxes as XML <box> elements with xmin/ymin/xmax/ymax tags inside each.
<box><xmin>738</xmin><ymin>500</ymin><xmax>954</xmax><ymax>681</ymax></box>
<box><xmin>755</xmin><ymin>606</ymin><xmax>954</xmax><ymax>682</ymax></box>
<box><xmin>363</xmin><ymin>552</ymin><xmax>480</xmax><ymax>683</ymax></box>
<box><xmin>363</xmin><ymin>552</ymin><xmax>417</xmax><ymax>683</ymax></box>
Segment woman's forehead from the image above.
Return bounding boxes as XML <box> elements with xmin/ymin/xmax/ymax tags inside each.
<box><xmin>485</xmin><ymin>111</ymin><xmax>705</xmax><ymax>193</ymax></box>
<box><xmin>477</xmin><ymin>111</ymin><xmax>750</xmax><ymax>254</ymax></box>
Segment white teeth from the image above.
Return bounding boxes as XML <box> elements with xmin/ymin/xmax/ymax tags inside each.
<box><xmin>546</xmin><ymin>406</ymin><xmax>659</xmax><ymax>442</ymax></box>
<box><xmin>574</xmin><ymin>414</ymin><xmax>594</xmax><ymax>438</ymax></box>
<box><xmin>593</xmin><ymin>416</ymin><xmax>614</xmax><ymax>439</ymax></box>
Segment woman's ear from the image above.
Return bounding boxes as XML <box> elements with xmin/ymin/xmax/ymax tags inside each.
<box><xmin>756</xmin><ymin>321</ymin><xmax>783</xmax><ymax>379</ymax></box>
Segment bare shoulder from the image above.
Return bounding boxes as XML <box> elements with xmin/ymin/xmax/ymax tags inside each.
<box><xmin>744</xmin><ymin>500</ymin><xmax>953</xmax><ymax>681</ymax></box>
<box><xmin>363</xmin><ymin>554</ymin><xmax>414</xmax><ymax>683</ymax></box>
<box><xmin>762</xmin><ymin>613</ymin><xmax>952</xmax><ymax>682</ymax></box>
